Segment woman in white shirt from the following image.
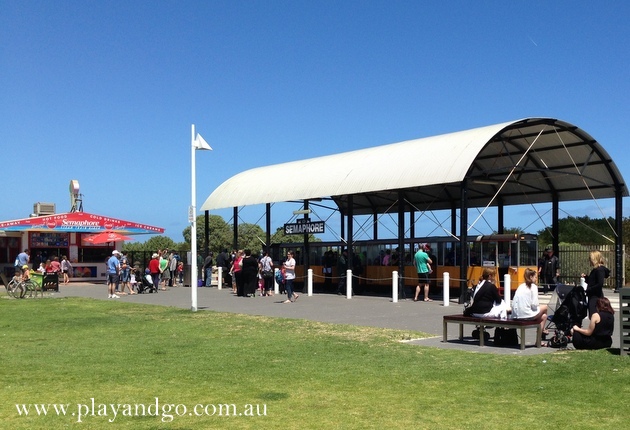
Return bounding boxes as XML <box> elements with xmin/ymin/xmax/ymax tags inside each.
<box><xmin>512</xmin><ymin>267</ymin><xmax>548</xmax><ymax>336</ymax></box>
<box><xmin>282</xmin><ymin>251</ymin><xmax>298</xmax><ymax>303</ymax></box>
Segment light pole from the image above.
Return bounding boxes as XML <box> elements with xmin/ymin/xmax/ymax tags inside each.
<box><xmin>190</xmin><ymin>124</ymin><xmax>212</xmax><ymax>312</ymax></box>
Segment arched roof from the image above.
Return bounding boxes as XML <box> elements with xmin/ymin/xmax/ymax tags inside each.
<box><xmin>201</xmin><ymin>118</ymin><xmax>627</xmax><ymax>215</ymax></box>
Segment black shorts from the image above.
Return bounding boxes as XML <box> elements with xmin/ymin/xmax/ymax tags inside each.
<box><xmin>417</xmin><ymin>272</ymin><xmax>429</xmax><ymax>283</ymax></box>
<box><xmin>107</xmin><ymin>273</ymin><xmax>120</xmax><ymax>285</ymax></box>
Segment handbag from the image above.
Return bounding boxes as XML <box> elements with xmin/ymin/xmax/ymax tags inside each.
<box><xmin>494</xmin><ymin>328</ymin><xmax>519</xmax><ymax>346</ymax></box>
<box><xmin>262</xmin><ymin>270</ymin><xmax>273</xmax><ymax>279</ymax></box>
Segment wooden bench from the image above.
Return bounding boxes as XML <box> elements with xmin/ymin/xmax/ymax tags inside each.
<box><xmin>443</xmin><ymin>314</ymin><xmax>542</xmax><ymax>350</ymax></box>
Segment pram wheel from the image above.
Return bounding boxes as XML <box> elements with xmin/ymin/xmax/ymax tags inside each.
<box><xmin>548</xmin><ymin>332</ymin><xmax>569</xmax><ymax>348</ymax></box>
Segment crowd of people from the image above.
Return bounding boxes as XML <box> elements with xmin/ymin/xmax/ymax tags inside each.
<box><xmin>12</xmin><ymin>242</ymin><xmax>618</xmax><ymax>351</ymax></box>
<box><xmin>199</xmin><ymin>249</ymin><xmax>299</xmax><ymax>302</ymax></box>
<box><xmin>464</xmin><ymin>249</ymin><xmax>615</xmax><ymax>350</ymax></box>
<box><xmin>105</xmin><ymin>248</ymin><xmax>183</xmax><ymax>298</ymax></box>
<box><xmin>14</xmin><ymin>248</ymin><xmax>74</xmax><ymax>285</ymax></box>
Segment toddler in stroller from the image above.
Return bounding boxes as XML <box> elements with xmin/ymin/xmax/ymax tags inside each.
<box><xmin>137</xmin><ymin>268</ymin><xmax>157</xmax><ymax>294</ymax></box>
<box><xmin>545</xmin><ymin>284</ymin><xmax>587</xmax><ymax>347</ymax></box>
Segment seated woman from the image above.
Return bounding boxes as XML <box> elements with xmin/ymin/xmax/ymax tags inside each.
<box><xmin>512</xmin><ymin>268</ymin><xmax>548</xmax><ymax>336</ymax></box>
<box><xmin>464</xmin><ymin>267</ymin><xmax>508</xmax><ymax>319</ymax></box>
<box><xmin>571</xmin><ymin>297</ymin><xmax>614</xmax><ymax>350</ymax></box>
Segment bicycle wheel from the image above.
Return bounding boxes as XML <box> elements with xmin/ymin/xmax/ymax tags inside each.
<box><xmin>22</xmin><ymin>280</ymin><xmax>37</xmax><ymax>298</ymax></box>
<box><xmin>8</xmin><ymin>280</ymin><xmax>24</xmax><ymax>298</ymax></box>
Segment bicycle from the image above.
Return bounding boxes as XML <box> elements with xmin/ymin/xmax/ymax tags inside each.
<box><xmin>5</xmin><ymin>275</ymin><xmax>25</xmax><ymax>298</ymax></box>
<box><xmin>3</xmin><ymin>274</ymin><xmax>41</xmax><ymax>298</ymax></box>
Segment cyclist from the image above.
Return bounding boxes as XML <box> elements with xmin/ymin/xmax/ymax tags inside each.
<box><xmin>21</xmin><ymin>265</ymin><xmax>31</xmax><ymax>282</ymax></box>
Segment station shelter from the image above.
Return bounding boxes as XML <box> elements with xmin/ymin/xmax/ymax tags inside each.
<box><xmin>199</xmin><ymin>117</ymin><xmax>628</xmax><ymax>300</ymax></box>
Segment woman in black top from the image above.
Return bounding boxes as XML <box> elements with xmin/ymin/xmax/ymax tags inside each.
<box><xmin>464</xmin><ymin>267</ymin><xmax>503</xmax><ymax>317</ymax></box>
<box><xmin>571</xmin><ymin>297</ymin><xmax>614</xmax><ymax>350</ymax></box>
<box><xmin>240</xmin><ymin>249</ymin><xmax>259</xmax><ymax>297</ymax></box>
<box><xmin>582</xmin><ymin>250</ymin><xmax>610</xmax><ymax>318</ymax></box>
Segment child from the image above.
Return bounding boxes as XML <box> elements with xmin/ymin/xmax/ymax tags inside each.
<box><xmin>176</xmin><ymin>261</ymin><xmax>184</xmax><ymax>286</ymax></box>
<box><xmin>258</xmin><ymin>274</ymin><xmax>265</xmax><ymax>296</ymax></box>
<box><xmin>130</xmin><ymin>269</ymin><xmax>138</xmax><ymax>293</ymax></box>
<box><xmin>21</xmin><ymin>265</ymin><xmax>31</xmax><ymax>281</ymax></box>
<box><xmin>37</xmin><ymin>262</ymin><xmax>46</xmax><ymax>273</ymax></box>
<box><xmin>275</xmin><ymin>267</ymin><xmax>286</xmax><ymax>295</ymax></box>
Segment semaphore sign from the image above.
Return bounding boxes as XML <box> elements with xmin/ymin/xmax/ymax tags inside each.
<box><xmin>284</xmin><ymin>221</ymin><xmax>325</xmax><ymax>235</ymax></box>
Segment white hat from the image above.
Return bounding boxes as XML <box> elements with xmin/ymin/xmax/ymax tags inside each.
<box><xmin>112</xmin><ymin>250</ymin><xmax>121</xmax><ymax>255</ymax></box>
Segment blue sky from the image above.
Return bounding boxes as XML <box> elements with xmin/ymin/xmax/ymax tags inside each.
<box><xmin>1</xmin><ymin>1</ymin><xmax>629</xmax><ymax>243</ymax></box>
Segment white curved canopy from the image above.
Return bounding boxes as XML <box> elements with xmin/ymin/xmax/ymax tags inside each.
<box><xmin>201</xmin><ymin>118</ymin><xmax>627</xmax><ymax>215</ymax></box>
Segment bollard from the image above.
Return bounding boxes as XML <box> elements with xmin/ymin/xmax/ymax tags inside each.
<box><xmin>217</xmin><ymin>266</ymin><xmax>223</xmax><ymax>290</ymax></box>
<box><xmin>346</xmin><ymin>269</ymin><xmax>353</xmax><ymax>299</ymax></box>
<box><xmin>392</xmin><ymin>271</ymin><xmax>398</xmax><ymax>303</ymax></box>
<box><xmin>274</xmin><ymin>268</ymin><xmax>280</xmax><ymax>295</ymax></box>
<box><xmin>503</xmin><ymin>273</ymin><xmax>511</xmax><ymax>307</ymax></box>
<box><xmin>308</xmin><ymin>268</ymin><xmax>313</xmax><ymax>296</ymax></box>
<box><xmin>443</xmin><ymin>272</ymin><xmax>450</xmax><ymax>306</ymax></box>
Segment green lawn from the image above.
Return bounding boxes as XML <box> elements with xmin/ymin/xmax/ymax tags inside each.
<box><xmin>1</xmin><ymin>297</ymin><xmax>628</xmax><ymax>429</ymax></box>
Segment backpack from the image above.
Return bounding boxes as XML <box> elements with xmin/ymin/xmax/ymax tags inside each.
<box><xmin>494</xmin><ymin>328</ymin><xmax>519</xmax><ymax>347</ymax></box>
<box><xmin>275</xmin><ymin>270</ymin><xmax>284</xmax><ymax>285</ymax></box>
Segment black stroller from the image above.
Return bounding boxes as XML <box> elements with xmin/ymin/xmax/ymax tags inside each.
<box><xmin>137</xmin><ymin>268</ymin><xmax>157</xmax><ymax>294</ymax></box>
<box><xmin>546</xmin><ymin>284</ymin><xmax>587</xmax><ymax>347</ymax></box>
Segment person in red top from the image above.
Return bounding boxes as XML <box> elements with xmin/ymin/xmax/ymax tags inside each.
<box><xmin>231</xmin><ymin>250</ymin><xmax>243</xmax><ymax>295</ymax></box>
<box><xmin>49</xmin><ymin>256</ymin><xmax>61</xmax><ymax>273</ymax></box>
<box><xmin>148</xmin><ymin>253</ymin><xmax>160</xmax><ymax>291</ymax></box>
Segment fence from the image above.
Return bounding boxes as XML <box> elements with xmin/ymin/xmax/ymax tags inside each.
<box><xmin>553</xmin><ymin>244</ymin><xmax>625</xmax><ymax>288</ymax></box>
<box><xmin>124</xmin><ymin>250</ymin><xmax>194</xmax><ymax>271</ymax></box>
<box><xmin>123</xmin><ymin>245</ymin><xmax>626</xmax><ymax>290</ymax></box>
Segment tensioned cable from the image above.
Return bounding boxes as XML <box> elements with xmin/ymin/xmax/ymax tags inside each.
<box><xmin>352</xmin><ymin>200</ymin><xmax>400</xmax><ymax>241</ymax></box>
<box><xmin>557</xmin><ymin>208</ymin><xmax>615</xmax><ymax>243</ymax></box>
<box><xmin>521</xmin><ymin>207</ymin><xmax>552</xmax><ymax>235</ymax></box>
<box><xmin>468</xmin><ymin>128</ymin><xmax>545</xmax><ymax>232</ymax></box>
<box><xmin>353</xmin><ymin>213</ymin><xmax>380</xmax><ymax>241</ymax></box>
<box><xmin>308</xmin><ymin>206</ymin><xmax>347</xmax><ymax>244</ymax></box>
<box><xmin>554</xmin><ymin>127</ymin><xmax>617</xmax><ymax>238</ymax></box>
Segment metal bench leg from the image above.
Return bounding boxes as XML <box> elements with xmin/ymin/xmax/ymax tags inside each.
<box><xmin>458</xmin><ymin>323</ymin><xmax>464</xmax><ymax>340</ymax></box>
<box><xmin>520</xmin><ymin>327</ymin><xmax>526</xmax><ymax>350</ymax></box>
<box><xmin>443</xmin><ymin>319</ymin><xmax>448</xmax><ymax>342</ymax></box>
<box><xmin>479</xmin><ymin>324</ymin><xmax>485</xmax><ymax>346</ymax></box>
<box><xmin>536</xmin><ymin>326</ymin><xmax>542</xmax><ymax>348</ymax></box>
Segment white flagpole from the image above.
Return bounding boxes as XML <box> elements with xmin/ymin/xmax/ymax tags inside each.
<box><xmin>190</xmin><ymin>124</ymin><xmax>198</xmax><ymax>312</ymax></box>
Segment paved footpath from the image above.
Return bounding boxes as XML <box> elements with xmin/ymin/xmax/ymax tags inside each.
<box><xmin>52</xmin><ymin>283</ymin><xmax>622</xmax><ymax>356</ymax></box>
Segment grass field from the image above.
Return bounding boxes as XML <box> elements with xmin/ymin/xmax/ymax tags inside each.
<box><xmin>1</xmin><ymin>297</ymin><xmax>629</xmax><ymax>429</ymax></box>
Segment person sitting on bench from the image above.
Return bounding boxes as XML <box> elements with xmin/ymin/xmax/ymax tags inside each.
<box><xmin>512</xmin><ymin>267</ymin><xmax>548</xmax><ymax>337</ymax></box>
<box><xmin>463</xmin><ymin>267</ymin><xmax>508</xmax><ymax>319</ymax></box>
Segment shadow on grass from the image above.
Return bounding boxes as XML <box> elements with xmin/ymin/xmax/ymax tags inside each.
<box><xmin>258</xmin><ymin>391</ymin><xmax>290</xmax><ymax>401</ymax></box>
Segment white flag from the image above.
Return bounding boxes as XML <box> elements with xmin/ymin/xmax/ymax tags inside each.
<box><xmin>194</xmin><ymin>133</ymin><xmax>213</xmax><ymax>151</ymax></box>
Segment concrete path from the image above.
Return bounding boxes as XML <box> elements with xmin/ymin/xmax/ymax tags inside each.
<box><xmin>46</xmin><ymin>282</ymin><xmax>622</xmax><ymax>356</ymax></box>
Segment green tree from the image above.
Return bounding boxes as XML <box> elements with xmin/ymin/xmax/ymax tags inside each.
<box><xmin>536</xmin><ymin>216</ymin><xmax>616</xmax><ymax>246</ymax></box>
<box><xmin>236</xmin><ymin>222</ymin><xmax>266</xmax><ymax>254</ymax></box>
<box><xmin>143</xmin><ymin>236</ymin><xmax>178</xmax><ymax>252</ymax></box>
<box><xmin>122</xmin><ymin>236</ymin><xmax>178</xmax><ymax>252</ymax></box>
<box><xmin>270</xmin><ymin>226</ymin><xmax>322</xmax><ymax>244</ymax></box>
<box><xmin>182</xmin><ymin>214</ymin><xmax>232</xmax><ymax>255</ymax></box>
